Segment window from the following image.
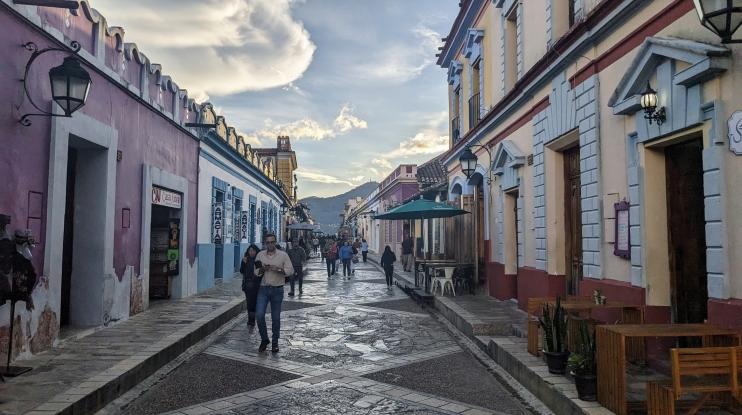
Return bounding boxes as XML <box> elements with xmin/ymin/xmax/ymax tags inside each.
<box><xmin>551</xmin><ymin>0</ymin><xmax>579</xmax><ymax>43</ymax></box>
<box><xmin>452</xmin><ymin>87</ymin><xmax>461</xmax><ymax>141</ymax></box>
<box><xmin>504</xmin><ymin>6</ymin><xmax>518</xmax><ymax>90</ymax></box>
<box><xmin>469</xmin><ymin>60</ymin><xmax>481</xmax><ymax>128</ymax></box>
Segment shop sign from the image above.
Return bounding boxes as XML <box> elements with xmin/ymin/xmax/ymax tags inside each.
<box><xmin>241</xmin><ymin>211</ymin><xmax>249</xmax><ymax>241</ymax></box>
<box><xmin>152</xmin><ymin>186</ymin><xmax>182</xmax><ymax>209</ymax></box>
<box><xmin>213</xmin><ymin>203</ymin><xmax>223</xmax><ymax>245</ymax></box>
<box><xmin>729</xmin><ymin>111</ymin><xmax>742</xmax><ymax>155</ymax></box>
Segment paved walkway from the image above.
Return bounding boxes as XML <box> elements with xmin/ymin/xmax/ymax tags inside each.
<box><xmin>0</xmin><ymin>278</ymin><xmax>246</xmax><ymax>415</ymax></box>
<box><xmin>98</xmin><ymin>257</ymin><xmax>542</xmax><ymax>415</ymax></box>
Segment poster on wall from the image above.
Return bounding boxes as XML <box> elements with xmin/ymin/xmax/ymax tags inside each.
<box><xmin>613</xmin><ymin>201</ymin><xmax>630</xmax><ymax>259</ymax></box>
<box><xmin>729</xmin><ymin>111</ymin><xmax>742</xmax><ymax>155</ymax></box>
<box><xmin>213</xmin><ymin>203</ymin><xmax>223</xmax><ymax>245</ymax></box>
<box><xmin>241</xmin><ymin>211</ymin><xmax>249</xmax><ymax>242</ymax></box>
<box><xmin>167</xmin><ymin>219</ymin><xmax>180</xmax><ymax>276</ymax></box>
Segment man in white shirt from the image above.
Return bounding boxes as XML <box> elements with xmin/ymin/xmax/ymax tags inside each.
<box><xmin>255</xmin><ymin>233</ymin><xmax>294</xmax><ymax>353</ymax></box>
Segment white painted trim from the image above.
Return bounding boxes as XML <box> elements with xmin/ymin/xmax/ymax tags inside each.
<box><xmin>45</xmin><ymin>111</ymin><xmax>118</xmax><ymax>326</ymax></box>
<box><xmin>141</xmin><ymin>165</ymin><xmax>193</xmax><ymax>302</ymax></box>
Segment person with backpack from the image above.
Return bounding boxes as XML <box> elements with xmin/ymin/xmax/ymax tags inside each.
<box><xmin>380</xmin><ymin>245</ymin><xmax>397</xmax><ymax>288</ymax></box>
<box><xmin>324</xmin><ymin>238</ymin><xmax>338</xmax><ymax>278</ymax></box>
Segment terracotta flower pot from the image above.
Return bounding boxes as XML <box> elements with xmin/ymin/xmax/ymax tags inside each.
<box><xmin>543</xmin><ymin>350</ymin><xmax>570</xmax><ymax>374</ymax></box>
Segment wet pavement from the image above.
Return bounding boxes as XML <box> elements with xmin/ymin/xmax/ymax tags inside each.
<box><xmin>103</xmin><ymin>257</ymin><xmax>542</xmax><ymax>415</ymax></box>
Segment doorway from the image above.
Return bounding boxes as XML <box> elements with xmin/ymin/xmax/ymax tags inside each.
<box><xmin>665</xmin><ymin>138</ymin><xmax>707</xmax><ymax>324</ymax></box>
<box><xmin>504</xmin><ymin>190</ymin><xmax>519</xmax><ymax>280</ymax></box>
<box><xmin>149</xmin><ymin>204</ymin><xmax>181</xmax><ymax>300</ymax></box>
<box><xmin>564</xmin><ymin>146</ymin><xmax>582</xmax><ymax>296</ymax></box>
<box><xmin>60</xmin><ymin>148</ymin><xmax>77</xmax><ymax>327</ymax></box>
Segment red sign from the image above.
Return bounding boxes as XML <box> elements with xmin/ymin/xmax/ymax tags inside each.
<box><xmin>152</xmin><ymin>187</ymin><xmax>182</xmax><ymax>209</ymax></box>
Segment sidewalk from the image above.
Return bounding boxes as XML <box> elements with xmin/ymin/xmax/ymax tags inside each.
<box><xmin>366</xmin><ymin>252</ymin><xmax>612</xmax><ymax>415</ymax></box>
<box><xmin>0</xmin><ymin>278</ymin><xmax>246</xmax><ymax>415</ymax></box>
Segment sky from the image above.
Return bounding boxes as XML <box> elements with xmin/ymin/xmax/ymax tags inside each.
<box><xmin>92</xmin><ymin>0</ymin><xmax>458</xmax><ymax>198</ymax></box>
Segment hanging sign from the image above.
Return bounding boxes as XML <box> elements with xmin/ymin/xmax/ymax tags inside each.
<box><xmin>241</xmin><ymin>211</ymin><xmax>249</xmax><ymax>241</ymax></box>
<box><xmin>152</xmin><ymin>186</ymin><xmax>182</xmax><ymax>209</ymax></box>
<box><xmin>729</xmin><ymin>111</ymin><xmax>742</xmax><ymax>155</ymax></box>
<box><xmin>213</xmin><ymin>203</ymin><xmax>223</xmax><ymax>245</ymax></box>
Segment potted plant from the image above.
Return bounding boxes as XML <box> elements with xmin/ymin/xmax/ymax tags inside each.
<box><xmin>539</xmin><ymin>296</ymin><xmax>569</xmax><ymax>374</ymax></box>
<box><xmin>568</xmin><ymin>320</ymin><xmax>597</xmax><ymax>401</ymax></box>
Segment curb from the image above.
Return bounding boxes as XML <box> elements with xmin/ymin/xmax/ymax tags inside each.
<box><xmin>30</xmin><ymin>297</ymin><xmax>246</xmax><ymax>415</ymax></box>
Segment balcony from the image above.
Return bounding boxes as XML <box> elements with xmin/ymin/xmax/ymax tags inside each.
<box><xmin>451</xmin><ymin>116</ymin><xmax>461</xmax><ymax>143</ymax></box>
<box><xmin>468</xmin><ymin>93</ymin><xmax>481</xmax><ymax>129</ymax></box>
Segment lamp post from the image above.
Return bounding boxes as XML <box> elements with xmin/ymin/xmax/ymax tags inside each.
<box><xmin>19</xmin><ymin>41</ymin><xmax>92</xmax><ymax>126</ymax></box>
<box><xmin>693</xmin><ymin>0</ymin><xmax>742</xmax><ymax>43</ymax></box>
<box><xmin>458</xmin><ymin>145</ymin><xmax>493</xmax><ymax>184</ymax></box>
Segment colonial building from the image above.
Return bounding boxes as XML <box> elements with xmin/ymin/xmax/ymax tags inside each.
<box><xmin>254</xmin><ymin>136</ymin><xmax>298</xmax><ymax>203</ymax></box>
<box><xmin>436</xmin><ymin>0</ymin><xmax>742</xmax><ymax>328</ymax></box>
<box><xmin>0</xmin><ymin>0</ymin><xmax>293</xmax><ymax>359</ymax></box>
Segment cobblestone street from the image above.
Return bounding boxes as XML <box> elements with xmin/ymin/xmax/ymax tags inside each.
<box><xmin>103</xmin><ymin>257</ymin><xmax>542</xmax><ymax>415</ymax></box>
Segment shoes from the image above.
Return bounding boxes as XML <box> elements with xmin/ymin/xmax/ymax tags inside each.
<box><xmin>271</xmin><ymin>345</ymin><xmax>280</xmax><ymax>353</ymax></box>
<box><xmin>299</xmin><ymin>290</ymin><xmax>303</xmax><ymax>295</ymax></box>
<box><xmin>288</xmin><ymin>291</ymin><xmax>295</xmax><ymax>297</ymax></box>
<box><xmin>259</xmin><ymin>340</ymin><xmax>270</xmax><ymax>352</ymax></box>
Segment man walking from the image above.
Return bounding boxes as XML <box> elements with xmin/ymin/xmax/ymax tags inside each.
<box><xmin>255</xmin><ymin>233</ymin><xmax>294</xmax><ymax>353</ymax></box>
<box><xmin>312</xmin><ymin>236</ymin><xmax>320</xmax><ymax>255</ymax></box>
<box><xmin>401</xmin><ymin>235</ymin><xmax>413</xmax><ymax>272</ymax></box>
<box><xmin>361</xmin><ymin>238</ymin><xmax>369</xmax><ymax>263</ymax></box>
<box><xmin>287</xmin><ymin>238</ymin><xmax>307</xmax><ymax>296</ymax></box>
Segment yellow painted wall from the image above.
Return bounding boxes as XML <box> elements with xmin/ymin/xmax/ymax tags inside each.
<box><xmin>521</xmin><ymin>0</ymin><xmax>548</xmax><ymax>75</ymax></box>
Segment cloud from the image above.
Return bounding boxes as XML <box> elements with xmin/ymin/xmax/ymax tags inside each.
<box><xmin>295</xmin><ymin>169</ymin><xmax>354</xmax><ymax>186</ymax></box>
<box><xmin>356</xmin><ymin>23</ymin><xmax>442</xmax><ymax>83</ymax></box>
<box><xmin>92</xmin><ymin>0</ymin><xmax>316</xmax><ymax>97</ymax></box>
<box><xmin>256</xmin><ymin>104</ymin><xmax>367</xmax><ymax>141</ymax></box>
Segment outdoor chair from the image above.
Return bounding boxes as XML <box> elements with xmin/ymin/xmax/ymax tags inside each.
<box><xmin>647</xmin><ymin>346</ymin><xmax>739</xmax><ymax>415</ymax></box>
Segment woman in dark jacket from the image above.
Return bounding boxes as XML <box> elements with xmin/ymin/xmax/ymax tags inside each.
<box><xmin>240</xmin><ymin>244</ymin><xmax>262</xmax><ymax>326</ymax></box>
<box><xmin>380</xmin><ymin>245</ymin><xmax>397</xmax><ymax>288</ymax></box>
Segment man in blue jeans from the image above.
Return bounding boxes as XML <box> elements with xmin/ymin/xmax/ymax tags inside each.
<box><xmin>255</xmin><ymin>233</ymin><xmax>294</xmax><ymax>353</ymax></box>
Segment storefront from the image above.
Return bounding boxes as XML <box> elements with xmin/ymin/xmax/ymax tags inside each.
<box><xmin>149</xmin><ymin>186</ymin><xmax>183</xmax><ymax>300</ymax></box>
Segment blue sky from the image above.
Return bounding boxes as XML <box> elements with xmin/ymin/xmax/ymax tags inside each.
<box><xmin>93</xmin><ymin>0</ymin><xmax>458</xmax><ymax>197</ymax></box>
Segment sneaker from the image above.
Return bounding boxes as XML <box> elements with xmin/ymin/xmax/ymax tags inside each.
<box><xmin>271</xmin><ymin>345</ymin><xmax>280</xmax><ymax>353</ymax></box>
<box><xmin>288</xmin><ymin>291</ymin><xmax>295</xmax><ymax>297</ymax></box>
<box><xmin>259</xmin><ymin>340</ymin><xmax>270</xmax><ymax>352</ymax></box>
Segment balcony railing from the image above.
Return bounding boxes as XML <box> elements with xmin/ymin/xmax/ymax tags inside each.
<box><xmin>469</xmin><ymin>93</ymin><xmax>481</xmax><ymax>129</ymax></box>
<box><xmin>451</xmin><ymin>116</ymin><xmax>461</xmax><ymax>143</ymax></box>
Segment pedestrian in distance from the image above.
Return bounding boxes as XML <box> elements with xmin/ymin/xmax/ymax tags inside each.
<box><xmin>312</xmin><ymin>236</ymin><xmax>320</xmax><ymax>255</ymax></box>
<box><xmin>339</xmin><ymin>241</ymin><xmax>354</xmax><ymax>279</ymax></box>
<box><xmin>361</xmin><ymin>239</ymin><xmax>369</xmax><ymax>263</ymax></box>
<box><xmin>324</xmin><ymin>238</ymin><xmax>338</xmax><ymax>278</ymax></box>
<box><xmin>350</xmin><ymin>242</ymin><xmax>359</xmax><ymax>275</ymax></box>
<box><xmin>255</xmin><ymin>233</ymin><xmax>294</xmax><ymax>353</ymax></box>
<box><xmin>287</xmin><ymin>238</ymin><xmax>307</xmax><ymax>296</ymax></box>
<box><xmin>380</xmin><ymin>245</ymin><xmax>397</xmax><ymax>288</ymax></box>
<box><xmin>240</xmin><ymin>244</ymin><xmax>262</xmax><ymax>327</ymax></box>
<box><xmin>401</xmin><ymin>235</ymin><xmax>414</xmax><ymax>272</ymax></box>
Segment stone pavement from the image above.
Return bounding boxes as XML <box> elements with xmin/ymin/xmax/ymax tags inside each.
<box><xmin>99</xmin><ymin>257</ymin><xmax>543</xmax><ymax>415</ymax></box>
<box><xmin>0</xmin><ymin>278</ymin><xmax>246</xmax><ymax>415</ymax></box>
<box><xmin>364</xmin><ymin>253</ymin><xmax>607</xmax><ymax>414</ymax></box>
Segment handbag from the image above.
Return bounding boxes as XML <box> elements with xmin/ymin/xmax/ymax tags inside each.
<box><xmin>352</xmin><ymin>255</ymin><xmax>359</xmax><ymax>264</ymax></box>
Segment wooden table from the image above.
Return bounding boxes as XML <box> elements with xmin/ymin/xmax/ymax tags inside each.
<box><xmin>596</xmin><ymin>324</ymin><xmax>741</xmax><ymax>415</ymax></box>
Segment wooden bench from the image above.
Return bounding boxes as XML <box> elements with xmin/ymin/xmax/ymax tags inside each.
<box><xmin>647</xmin><ymin>346</ymin><xmax>739</xmax><ymax>415</ymax></box>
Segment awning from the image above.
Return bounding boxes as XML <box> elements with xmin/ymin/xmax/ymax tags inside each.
<box><xmin>373</xmin><ymin>198</ymin><xmax>469</xmax><ymax>220</ymax></box>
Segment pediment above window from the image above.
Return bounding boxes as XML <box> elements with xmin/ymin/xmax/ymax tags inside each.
<box><xmin>608</xmin><ymin>37</ymin><xmax>730</xmax><ymax>115</ymax></box>
<box><xmin>448</xmin><ymin>61</ymin><xmax>463</xmax><ymax>87</ymax></box>
<box><xmin>493</xmin><ymin>140</ymin><xmax>525</xmax><ymax>190</ymax></box>
<box><xmin>464</xmin><ymin>28</ymin><xmax>485</xmax><ymax>61</ymax></box>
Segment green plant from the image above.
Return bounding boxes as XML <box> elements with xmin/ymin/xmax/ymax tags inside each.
<box><xmin>568</xmin><ymin>320</ymin><xmax>596</xmax><ymax>376</ymax></box>
<box><xmin>539</xmin><ymin>296</ymin><xmax>568</xmax><ymax>353</ymax></box>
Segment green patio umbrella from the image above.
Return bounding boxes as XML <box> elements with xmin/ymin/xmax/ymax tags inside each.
<box><xmin>373</xmin><ymin>198</ymin><xmax>469</xmax><ymax>220</ymax></box>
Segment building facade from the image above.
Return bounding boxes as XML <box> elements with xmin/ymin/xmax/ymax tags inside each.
<box><xmin>0</xmin><ymin>0</ymin><xmax>293</xmax><ymax>359</ymax></box>
<box><xmin>437</xmin><ymin>0</ymin><xmax>742</xmax><ymax>328</ymax></box>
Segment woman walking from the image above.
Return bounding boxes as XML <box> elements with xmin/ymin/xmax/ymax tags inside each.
<box><xmin>361</xmin><ymin>239</ymin><xmax>369</xmax><ymax>262</ymax></box>
<box><xmin>240</xmin><ymin>244</ymin><xmax>262</xmax><ymax>327</ymax></box>
<box><xmin>380</xmin><ymin>245</ymin><xmax>396</xmax><ymax>288</ymax></box>
<box><xmin>339</xmin><ymin>241</ymin><xmax>354</xmax><ymax>279</ymax></box>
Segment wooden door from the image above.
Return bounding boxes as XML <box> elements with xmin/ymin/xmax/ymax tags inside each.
<box><xmin>665</xmin><ymin>139</ymin><xmax>707</xmax><ymax>324</ymax></box>
<box><xmin>564</xmin><ymin>146</ymin><xmax>582</xmax><ymax>295</ymax></box>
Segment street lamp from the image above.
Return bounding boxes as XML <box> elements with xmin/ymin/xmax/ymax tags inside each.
<box><xmin>640</xmin><ymin>82</ymin><xmax>666</xmax><ymax>125</ymax></box>
<box><xmin>458</xmin><ymin>145</ymin><xmax>493</xmax><ymax>184</ymax></box>
<box><xmin>280</xmin><ymin>203</ymin><xmax>288</xmax><ymax>216</ymax></box>
<box><xmin>19</xmin><ymin>41</ymin><xmax>92</xmax><ymax>126</ymax></box>
<box><xmin>693</xmin><ymin>0</ymin><xmax>742</xmax><ymax>43</ymax></box>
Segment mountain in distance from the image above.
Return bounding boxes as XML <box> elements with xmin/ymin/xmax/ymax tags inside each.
<box><xmin>300</xmin><ymin>181</ymin><xmax>379</xmax><ymax>234</ymax></box>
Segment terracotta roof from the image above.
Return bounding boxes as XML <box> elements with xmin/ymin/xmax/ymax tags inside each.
<box><xmin>416</xmin><ymin>155</ymin><xmax>447</xmax><ymax>188</ymax></box>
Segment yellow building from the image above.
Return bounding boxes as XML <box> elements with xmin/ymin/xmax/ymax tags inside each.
<box><xmin>255</xmin><ymin>136</ymin><xmax>298</xmax><ymax>203</ymax></box>
<box><xmin>437</xmin><ymin>0</ymin><xmax>742</xmax><ymax>331</ymax></box>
